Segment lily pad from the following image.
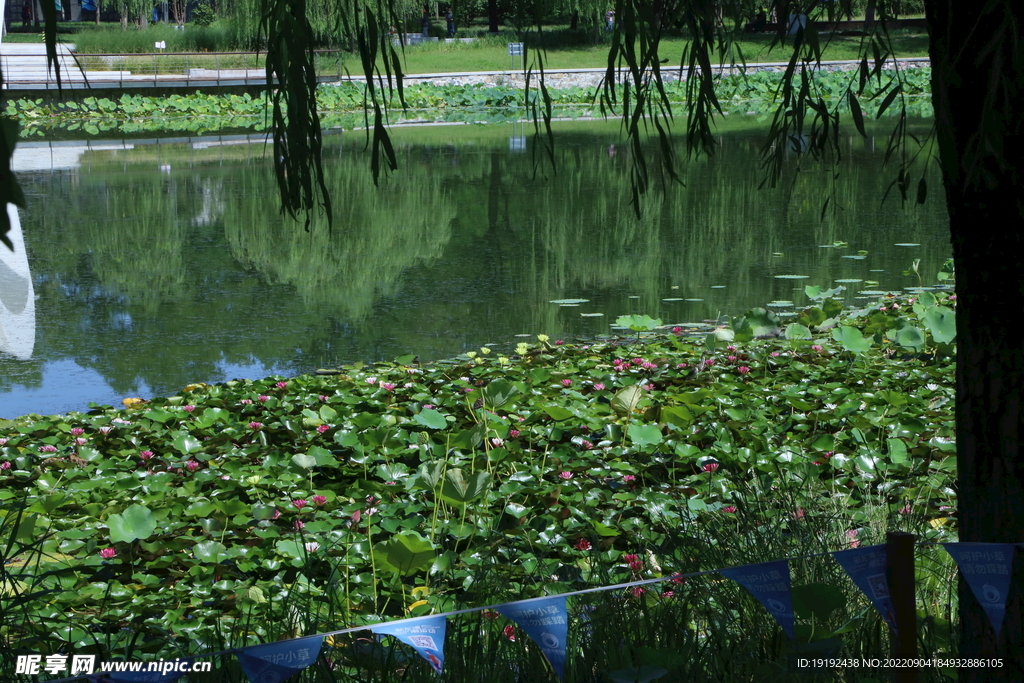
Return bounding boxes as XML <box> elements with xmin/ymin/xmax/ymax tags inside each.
<box><xmin>834</xmin><ymin>279</ymin><xmax>863</xmax><ymax>283</ymax></box>
<box><xmin>894</xmin><ymin>243</ymin><xmax>921</xmax><ymax>246</ymax></box>
<box><xmin>580</xmin><ymin>313</ymin><xmax>605</xmax><ymax>317</ymax></box>
<box><xmin>774</xmin><ymin>275</ymin><xmax>809</xmax><ymax>279</ymax></box>
<box><xmin>549</xmin><ymin>299</ymin><xmax>590</xmax><ymax>304</ymax></box>
<box><xmin>684</xmin><ymin>298</ymin><xmax>704</xmax><ymax>302</ymax></box>
<box><xmin>661</xmin><ymin>298</ymin><xmax>684</xmax><ymax>302</ymax></box>
<box><xmin>841</xmin><ymin>255</ymin><xmax>867</xmax><ymax>260</ymax></box>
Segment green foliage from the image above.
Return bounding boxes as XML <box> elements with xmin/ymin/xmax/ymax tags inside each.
<box><xmin>191</xmin><ymin>2</ymin><xmax>217</xmax><ymax>27</ymax></box>
<box><xmin>8</xmin><ymin>67</ymin><xmax>935</xmax><ymax>139</ymax></box>
<box><xmin>0</xmin><ymin>282</ymin><xmax>959</xmax><ymax>674</ymax></box>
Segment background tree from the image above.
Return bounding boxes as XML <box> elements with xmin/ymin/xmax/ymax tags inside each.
<box><xmin>0</xmin><ymin>1</ymin><xmax>1020</xmax><ymax>678</ymax></box>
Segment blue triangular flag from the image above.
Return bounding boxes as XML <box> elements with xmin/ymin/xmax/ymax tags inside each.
<box><xmin>942</xmin><ymin>543</ymin><xmax>1017</xmax><ymax>635</ymax></box>
<box><xmin>831</xmin><ymin>544</ymin><xmax>899</xmax><ymax>633</ymax></box>
<box><xmin>236</xmin><ymin>635</ymin><xmax>323</xmax><ymax>683</ymax></box>
<box><xmin>370</xmin><ymin>615</ymin><xmax>447</xmax><ymax>674</ymax></box>
<box><xmin>719</xmin><ymin>559</ymin><xmax>794</xmax><ymax>639</ymax></box>
<box><xmin>496</xmin><ymin>595</ymin><xmax>569</xmax><ymax>679</ymax></box>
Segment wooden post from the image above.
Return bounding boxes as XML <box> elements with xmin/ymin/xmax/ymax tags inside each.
<box><xmin>886</xmin><ymin>532</ymin><xmax>918</xmax><ymax>683</ymax></box>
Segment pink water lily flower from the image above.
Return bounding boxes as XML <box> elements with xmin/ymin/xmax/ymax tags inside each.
<box><xmin>100</xmin><ymin>547</ymin><xmax>116</xmax><ymax>559</ymax></box>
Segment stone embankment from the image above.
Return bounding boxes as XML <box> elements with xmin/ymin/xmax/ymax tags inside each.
<box><xmin>373</xmin><ymin>57</ymin><xmax>931</xmax><ymax>90</ymax></box>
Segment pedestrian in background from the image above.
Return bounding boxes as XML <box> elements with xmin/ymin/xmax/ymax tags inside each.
<box><xmin>421</xmin><ymin>8</ymin><xmax>430</xmax><ymax>38</ymax></box>
<box><xmin>446</xmin><ymin>8</ymin><xmax>455</xmax><ymax>37</ymax></box>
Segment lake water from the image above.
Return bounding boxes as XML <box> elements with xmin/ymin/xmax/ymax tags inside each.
<box><xmin>3</xmin><ymin>119</ymin><xmax>950</xmax><ymax>418</ymax></box>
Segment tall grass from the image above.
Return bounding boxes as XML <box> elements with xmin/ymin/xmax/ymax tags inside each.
<box><xmin>2</xmin><ymin>464</ymin><xmax>957</xmax><ymax>683</ymax></box>
<box><xmin>70</xmin><ymin>21</ymin><xmax>245</xmax><ymax>53</ymax></box>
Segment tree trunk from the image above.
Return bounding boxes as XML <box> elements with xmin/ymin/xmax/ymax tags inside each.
<box><xmin>570</xmin><ymin>10</ymin><xmax>577</xmax><ymax>30</ymax></box>
<box><xmin>924</xmin><ymin>1</ymin><xmax>1024</xmax><ymax>679</ymax></box>
<box><xmin>95</xmin><ymin>0</ymin><xmax>100</xmax><ymax>24</ymax></box>
<box><xmin>487</xmin><ymin>0</ymin><xmax>497</xmax><ymax>32</ymax></box>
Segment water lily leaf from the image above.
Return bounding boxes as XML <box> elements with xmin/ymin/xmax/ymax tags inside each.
<box><xmin>628</xmin><ymin>423</ymin><xmax>663</xmax><ymax>447</ymax></box>
<box><xmin>291</xmin><ymin>454</ymin><xmax>317</xmax><ymax>469</ymax></box>
<box><xmin>785</xmin><ymin>323</ymin><xmax>812</xmax><ymax>340</ymax></box>
<box><xmin>887</xmin><ymin>438</ymin><xmax>908</xmax><ymax>464</ymax></box>
<box><xmin>415</xmin><ymin>462</ymin><xmax>445</xmax><ymax>490</ymax></box>
<box><xmin>742</xmin><ymin>307</ymin><xmax>781</xmax><ymax>337</ymax></box>
<box><xmin>172</xmin><ymin>432</ymin><xmax>202</xmax><ymax>455</ymax></box>
<box><xmin>549</xmin><ymin>298</ymin><xmax>590</xmax><ymax>304</ymax></box>
<box><xmin>822</xmin><ymin>298</ymin><xmax>844</xmax><ymax>319</ymax></box>
<box><xmin>544</xmin><ymin>406</ymin><xmax>574</xmax><ymax>421</ymax></box>
<box><xmin>660</xmin><ymin>405</ymin><xmax>693</xmax><ymax>429</ymax></box>
<box><xmin>372</xmin><ymin>531</ymin><xmax>437</xmax><ymax>576</ymax></box>
<box><xmin>439</xmin><ymin>469</ymin><xmax>491</xmax><ymax>506</ymax></box>
<box><xmin>612</xmin><ymin>385</ymin><xmax>645</xmax><ymax>415</ymax></box>
<box><xmin>307</xmin><ymin>446</ymin><xmax>338</xmax><ymax>467</ymax></box>
<box><xmin>107</xmin><ymin>504</ymin><xmax>157</xmax><ymax>543</ymax></box>
<box><xmin>482</xmin><ymin>380</ymin><xmax>519</xmax><ymax>409</ymax></box>
<box><xmin>194</xmin><ymin>540</ymin><xmax>229</xmax><ymax>563</ymax></box>
<box><xmin>894</xmin><ymin>325</ymin><xmax>926</xmax><ymax>350</ymax></box>
<box><xmin>923</xmin><ymin>306</ymin><xmax>956</xmax><ymax>344</ymax></box>
<box><xmin>831</xmin><ymin>326</ymin><xmax>871</xmax><ymax>353</ymax></box>
<box><xmin>504</xmin><ymin>503</ymin><xmax>529</xmax><ymax>519</ymax></box>
<box><xmin>319</xmin><ymin>405</ymin><xmax>338</xmax><ymax>422</ymax></box>
<box><xmin>449</xmin><ymin>423</ymin><xmax>486</xmax><ymax>449</ymax></box>
<box><xmin>143</xmin><ymin>408</ymin><xmax>175</xmax><ymax>424</ymax></box>
<box><xmin>615</xmin><ymin>314</ymin><xmax>663</xmax><ymax>332</ymax></box>
<box><xmin>792</xmin><ymin>583</ymin><xmax>847</xmax><ymax>620</ymax></box>
<box><xmin>184</xmin><ymin>500</ymin><xmax>215</xmax><ymax>517</ymax></box>
<box><xmin>413</xmin><ymin>409</ymin><xmax>448</xmax><ymax>430</ymax></box>
<box><xmin>194</xmin><ymin>408</ymin><xmax>230</xmax><ymax>429</ymax></box>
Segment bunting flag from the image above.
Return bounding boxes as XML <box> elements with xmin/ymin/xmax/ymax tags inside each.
<box><xmin>235</xmin><ymin>635</ymin><xmax>323</xmax><ymax>683</ymax></box>
<box><xmin>369</xmin><ymin>615</ymin><xmax>447</xmax><ymax>674</ymax></box>
<box><xmin>942</xmin><ymin>543</ymin><xmax>1017</xmax><ymax>635</ymax></box>
<box><xmin>496</xmin><ymin>595</ymin><xmax>569</xmax><ymax>679</ymax></box>
<box><xmin>831</xmin><ymin>544</ymin><xmax>898</xmax><ymax>633</ymax></box>
<box><xmin>719</xmin><ymin>560</ymin><xmax>794</xmax><ymax>639</ymax></box>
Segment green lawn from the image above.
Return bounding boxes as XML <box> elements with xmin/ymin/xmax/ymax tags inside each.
<box><xmin>380</xmin><ymin>30</ymin><xmax>930</xmax><ymax>74</ymax></box>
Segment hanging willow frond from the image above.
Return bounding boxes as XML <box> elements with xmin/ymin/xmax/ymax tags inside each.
<box><xmin>259</xmin><ymin>0</ymin><xmax>333</xmax><ymax>231</ymax></box>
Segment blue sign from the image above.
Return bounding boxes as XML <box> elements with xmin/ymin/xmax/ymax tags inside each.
<box><xmin>942</xmin><ymin>543</ymin><xmax>1017</xmax><ymax>635</ymax></box>
<box><xmin>236</xmin><ymin>635</ymin><xmax>323</xmax><ymax>683</ymax></box>
<box><xmin>81</xmin><ymin>0</ymin><xmax>96</xmax><ymax>10</ymax></box>
<box><xmin>831</xmin><ymin>545</ymin><xmax>898</xmax><ymax>633</ymax></box>
<box><xmin>370</xmin><ymin>615</ymin><xmax>447</xmax><ymax>674</ymax></box>
<box><xmin>496</xmin><ymin>595</ymin><xmax>569</xmax><ymax>679</ymax></box>
<box><xmin>719</xmin><ymin>560</ymin><xmax>794</xmax><ymax>639</ymax></box>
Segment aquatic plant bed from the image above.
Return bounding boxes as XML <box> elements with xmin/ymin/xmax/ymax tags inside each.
<box><xmin>6</xmin><ymin>67</ymin><xmax>934</xmax><ymax>139</ymax></box>
<box><xmin>1</xmin><ymin>287</ymin><xmax>959</xmax><ymax>679</ymax></box>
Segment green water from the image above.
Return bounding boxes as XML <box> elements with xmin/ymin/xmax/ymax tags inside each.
<box><xmin>2</xmin><ymin>119</ymin><xmax>950</xmax><ymax>417</ymax></box>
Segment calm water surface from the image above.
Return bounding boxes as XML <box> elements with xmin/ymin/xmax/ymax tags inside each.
<box><xmin>2</xmin><ymin>120</ymin><xmax>950</xmax><ymax>417</ymax></box>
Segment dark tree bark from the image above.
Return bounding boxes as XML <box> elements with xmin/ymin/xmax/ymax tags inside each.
<box><xmin>924</xmin><ymin>1</ymin><xmax>1024</xmax><ymax>679</ymax></box>
<box><xmin>488</xmin><ymin>0</ymin><xmax>498</xmax><ymax>32</ymax></box>
<box><xmin>570</xmin><ymin>10</ymin><xmax>578</xmax><ymax>30</ymax></box>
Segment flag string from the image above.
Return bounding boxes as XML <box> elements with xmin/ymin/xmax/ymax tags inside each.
<box><xmin>36</xmin><ymin>540</ymin><xmax>1023</xmax><ymax>683</ymax></box>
